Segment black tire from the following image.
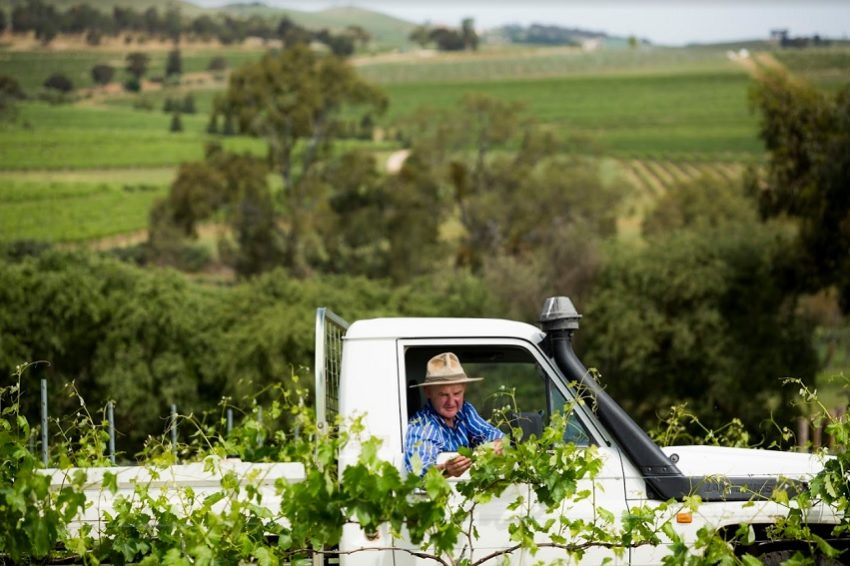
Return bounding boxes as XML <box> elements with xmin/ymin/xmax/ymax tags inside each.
<box><xmin>759</xmin><ymin>549</ymin><xmax>846</xmax><ymax>565</ymax></box>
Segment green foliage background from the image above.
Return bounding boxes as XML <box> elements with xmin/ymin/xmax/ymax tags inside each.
<box><xmin>1</xmin><ymin>6</ymin><xmax>849</xmax><ymax>456</ymax></box>
<box><xmin>0</xmin><ymin>247</ymin><xmax>493</xmax><ymax>452</ymax></box>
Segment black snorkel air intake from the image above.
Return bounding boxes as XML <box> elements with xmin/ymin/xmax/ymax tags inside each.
<box><xmin>539</xmin><ymin>296</ymin><xmax>778</xmax><ymax>502</ymax></box>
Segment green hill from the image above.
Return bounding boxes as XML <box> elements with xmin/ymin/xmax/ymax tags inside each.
<box><xmin>0</xmin><ymin>0</ymin><xmax>416</xmax><ymax>50</ymax></box>
<box><xmin>0</xmin><ymin>0</ymin><xmax>205</xmax><ymax>16</ymax></box>
<box><xmin>215</xmin><ymin>4</ymin><xmax>415</xmax><ymax>49</ymax></box>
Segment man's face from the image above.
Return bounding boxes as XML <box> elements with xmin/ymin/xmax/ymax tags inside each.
<box><xmin>425</xmin><ymin>383</ymin><xmax>466</xmax><ymax>422</ymax></box>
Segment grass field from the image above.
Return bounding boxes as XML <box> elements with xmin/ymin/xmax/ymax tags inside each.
<box><xmin>2</xmin><ymin>42</ymin><xmax>849</xmax><ymax>244</ymax></box>
<box><xmin>773</xmin><ymin>46</ymin><xmax>850</xmax><ymax>90</ymax></box>
<box><xmin>101</xmin><ymin>87</ymin><xmax>222</xmax><ymax>114</ymax></box>
<box><xmin>0</xmin><ymin>46</ymin><xmax>265</xmax><ymax>92</ymax></box>
<box><xmin>382</xmin><ymin>68</ymin><xmax>763</xmax><ymax>160</ymax></box>
<box><xmin>357</xmin><ymin>45</ymin><xmax>739</xmax><ymax>84</ymax></box>
<box><xmin>0</xmin><ymin>176</ymin><xmax>168</xmax><ymax>242</ymax></box>
<box><xmin>0</xmin><ymin>102</ymin><xmax>266</xmax><ymax>170</ymax></box>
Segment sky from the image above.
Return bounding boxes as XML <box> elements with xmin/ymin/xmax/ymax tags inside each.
<box><xmin>193</xmin><ymin>0</ymin><xmax>850</xmax><ymax>46</ymax></box>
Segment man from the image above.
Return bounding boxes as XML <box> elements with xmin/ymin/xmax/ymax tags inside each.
<box><xmin>404</xmin><ymin>352</ymin><xmax>504</xmax><ymax>477</ymax></box>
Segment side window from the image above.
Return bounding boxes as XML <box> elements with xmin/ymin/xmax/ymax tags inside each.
<box><xmin>551</xmin><ymin>384</ymin><xmax>592</xmax><ymax>446</ymax></box>
<box><xmin>404</xmin><ymin>345</ymin><xmax>591</xmax><ymax>446</ymax></box>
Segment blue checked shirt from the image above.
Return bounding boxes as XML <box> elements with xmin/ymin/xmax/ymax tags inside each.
<box><xmin>404</xmin><ymin>401</ymin><xmax>504</xmax><ymax>475</ymax></box>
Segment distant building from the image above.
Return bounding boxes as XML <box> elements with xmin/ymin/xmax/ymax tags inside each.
<box><xmin>769</xmin><ymin>29</ymin><xmax>788</xmax><ymax>46</ymax></box>
<box><xmin>769</xmin><ymin>28</ymin><xmax>830</xmax><ymax>48</ymax></box>
<box><xmin>581</xmin><ymin>38</ymin><xmax>601</xmax><ymax>51</ymax></box>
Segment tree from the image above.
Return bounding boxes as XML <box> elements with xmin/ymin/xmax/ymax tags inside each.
<box><xmin>314</xmin><ymin>149</ymin><xmax>433</xmax><ymax>280</ymax></box>
<box><xmin>583</xmin><ymin>219</ymin><xmax>817</xmax><ymax>439</ymax></box>
<box><xmin>12</xmin><ymin>0</ymin><xmax>58</xmax><ymax>44</ymax></box>
<box><xmin>642</xmin><ymin>174</ymin><xmax>757</xmax><ymax>238</ymax></box>
<box><xmin>206</xmin><ymin>113</ymin><xmax>219</xmax><ymax>134</ymax></box>
<box><xmin>345</xmin><ymin>24</ymin><xmax>371</xmax><ymax>49</ymax></box>
<box><xmin>114</xmin><ymin>6</ymin><xmax>142</xmax><ymax>32</ymax></box>
<box><xmin>429</xmin><ymin>27</ymin><xmax>465</xmax><ymax>51</ymax></box>
<box><xmin>0</xmin><ymin>8</ymin><xmax>7</xmax><ymax>34</ymax></box>
<box><xmin>90</xmin><ymin>63</ymin><xmax>114</xmax><ymax>87</ymax></box>
<box><xmin>43</xmin><ymin>72</ymin><xmax>73</xmax><ymax>93</ymax></box>
<box><xmin>384</xmin><ymin>154</ymin><xmax>450</xmax><ymax>282</ymax></box>
<box><xmin>749</xmin><ymin>70</ymin><xmax>850</xmax><ymax>310</ymax></box>
<box><xmin>230</xmin><ymin>184</ymin><xmax>286</xmax><ymax>277</ymax></box>
<box><xmin>221</xmin><ymin>111</ymin><xmax>235</xmax><ymax>136</ymax></box>
<box><xmin>207</xmin><ymin>56</ymin><xmax>227</xmax><ymax>72</ymax></box>
<box><xmin>275</xmin><ymin>16</ymin><xmax>310</xmax><ymax>47</ymax></box>
<box><xmin>409</xmin><ymin>24</ymin><xmax>431</xmax><ymax>48</ymax></box>
<box><xmin>315</xmin><ymin>29</ymin><xmax>355</xmax><ymax>57</ymax></box>
<box><xmin>125</xmin><ymin>52</ymin><xmax>150</xmax><ymax>81</ymax></box>
<box><xmin>395</xmin><ymin>94</ymin><xmax>622</xmax><ymax>314</ymax></box>
<box><xmin>0</xmin><ymin>75</ymin><xmax>25</xmax><ymax>121</ymax></box>
<box><xmin>85</xmin><ymin>30</ymin><xmax>102</xmax><ymax>46</ymax></box>
<box><xmin>405</xmin><ymin>94</ymin><xmax>530</xmax><ymax>267</ymax></box>
<box><xmin>163</xmin><ymin>5</ymin><xmax>182</xmax><ymax>42</ymax></box>
<box><xmin>190</xmin><ymin>14</ymin><xmax>217</xmax><ymax>40</ymax></box>
<box><xmin>217</xmin><ymin>45</ymin><xmax>387</xmax><ymax>275</ymax></box>
<box><xmin>165</xmin><ymin>48</ymin><xmax>182</xmax><ymax>78</ymax></box>
<box><xmin>0</xmin><ymin>75</ymin><xmax>24</xmax><ymax>101</ymax></box>
<box><xmin>169</xmin><ymin>112</ymin><xmax>183</xmax><ymax>133</ymax></box>
<box><xmin>182</xmin><ymin>94</ymin><xmax>196</xmax><ymax>114</ymax></box>
<box><xmin>143</xmin><ymin>6</ymin><xmax>159</xmax><ymax>35</ymax></box>
<box><xmin>461</xmin><ymin>18</ymin><xmax>478</xmax><ymax>51</ymax></box>
<box><xmin>65</xmin><ymin>3</ymin><xmax>101</xmax><ymax>34</ymax></box>
<box><xmin>149</xmin><ymin>146</ymin><xmax>283</xmax><ymax>277</ymax></box>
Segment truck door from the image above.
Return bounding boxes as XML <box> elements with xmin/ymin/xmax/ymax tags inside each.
<box><xmin>394</xmin><ymin>340</ymin><xmax>629</xmax><ymax>565</ymax></box>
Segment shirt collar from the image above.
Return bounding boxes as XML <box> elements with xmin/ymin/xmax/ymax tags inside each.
<box><xmin>425</xmin><ymin>400</ymin><xmax>467</xmax><ymax>428</ymax></box>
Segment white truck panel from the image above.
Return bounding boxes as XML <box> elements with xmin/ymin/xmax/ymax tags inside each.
<box><xmin>44</xmin><ymin>459</ymin><xmax>304</xmax><ymax>537</ymax></box>
<box><xmin>345</xmin><ymin>317</ymin><xmax>545</xmax><ymax>343</ymax></box>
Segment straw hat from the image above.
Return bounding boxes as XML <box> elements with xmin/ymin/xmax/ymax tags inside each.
<box><xmin>410</xmin><ymin>352</ymin><xmax>483</xmax><ymax>388</ymax></box>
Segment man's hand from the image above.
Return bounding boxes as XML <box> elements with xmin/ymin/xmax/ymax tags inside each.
<box><xmin>492</xmin><ymin>438</ymin><xmax>504</xmax><ymax>455</ymax></box>
<box><xmin>441</xmin><ymin>454</ymin><xmax>472</xmax><ymax>477</ymax></box>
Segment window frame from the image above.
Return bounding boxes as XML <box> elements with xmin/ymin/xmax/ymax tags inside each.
<box><xmin>396</xmin><ymin>337</ymin><xmax>613</xmax><ymax>451</ymax></box>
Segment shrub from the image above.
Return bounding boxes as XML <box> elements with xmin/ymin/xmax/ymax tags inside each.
<box><xmin>123</xmin><ymin>78</ymin><xmax>141</xmax><ymax>92</ymax></box>
<box><xmin>0</xmin><ymin>75</ymin><xmax>24</xmax><ymax>100</ymax></box>
<box><xmin>90</xmin><ymin>64</ymin><xmax>114</xmax><ymax>86</ymax></box>
<box><xmin>182</xmin><ymin>94</ymin><xmax>196</xmax><ymax>114</ymax></box>
<box><xmin>208</xmin><ymin>56</ymin><xmax>227</xmax><ymax>71</ymax></box>
<box><xmin>206</xmin><ymin>113</ymin><xmax>219</xmax><ymax>134</ymax></box>
<box><xmin>170</xmin><ymin>112</ymin><xmax>183</xmax><ymax>132</ymax></box>
<box><xmin>132</xmin><ymin>96</ymin><xmax>154</xmax><ymax>110</ymax></box>
<box><xmin>43</xmin><ymin>73</ymin><xmax>73</xmax><ymax>93</ymax></box>
<box><xmin>165</xmin><ymin>48</ymin><xmax>182</xmax><ymax>77</ymax></box>
<box><xmin>85</xmin><ymin>30</ymin><xmax>101</xmax><ymax>45</ymax></box>
<box><xmin>0</xmin><ymin>74</ymin><xmax>25</xmax><ymax>117</ymax></box>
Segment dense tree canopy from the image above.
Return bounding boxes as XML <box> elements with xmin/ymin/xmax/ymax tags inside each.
<box><xmin>43</xmin><ymin>73</ymin><xmax>73</xmax><ymax>93</ymax></box>
<box><xmin>90</xmin><ymin>64</ymin><xmax>114</xmax><ymax>86</ymax></box>
<box><xmin>583</xmin><ymin>179</ymin><xmax>816</xmax><ymax>438</ymax></box>
<box><xmin>7</xmin><ymin>0</ymin><xmax>372</xmax><ymax>51</ymax></box>
<box><xmin>165</xmin><ymin>48</ymin><xmax>182</xmax><ymax>78</ymax></box>
<box><xmin>749</xmin><ymin>70</ymin><xmax>850</xmax><ymax>311</ymax></box>
<box><xmin>125</xmin><ymin>52</ymin><xmax>150</xmax><ymax>81</ymax></box>
<box><xmin>6</xmin><ymin>45</ymin><xmax>831</xmax><ymax>452</ymax></box>
<box><xmin>394</xmin><ymin>94</ymin><xmax>624</xmax><ymax>319</ymax></box>
<box><xmin>0</xmin><ymin>74</ymin><xmax>25</xmax><ymax>120</ymax></box>
<box><xmin>216</xmin><ymin>45</ymin><xmax>387</xmax><ymax>274</ymax></box>
<box><xmin>0</xmin><ymin>247</ymin><xmax>494</xmax><ymax>453</ymax></box>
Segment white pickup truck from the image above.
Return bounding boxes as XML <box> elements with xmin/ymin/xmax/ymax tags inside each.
<box><xmin>49</xmin><ymin>296</ymin><xmax>844</xmax><ymax>564</ymax></box>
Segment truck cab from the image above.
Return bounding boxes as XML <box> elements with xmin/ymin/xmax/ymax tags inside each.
<box><xmin>316</xmin><ymin>298</ymin><xmax>837</xmax><ymax>565</ymax></box>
